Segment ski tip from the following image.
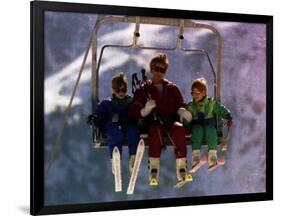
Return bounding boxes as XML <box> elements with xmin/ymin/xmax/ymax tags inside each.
<box><xmin>208</xmin><ymin>167</ymin><xmax>215</xmax><ymax>172</ymax></box>
<box><xmin>174</xmin><ymin>174</ymin><xmax>193</xmax><ymax>188</ymax></box>
<box><xmin>139</xmin><ymin>139</ymin><xmax>145</xmax><ymax>146</ymax></box>
<box><xmin>208</xmin><ymin>161</ymin><xmax>225</xmax><ymax>172</ymax></box>
<box><xmin>174</xmin><ymin>181</ymin><xmax>187</xmax><ymax>188</ymax></box>
<box><xmin>174</xmin><ymin>182</ymin><xmax>185</xmax><ymax>188</ymax></box>
<box><xmin>188</xmin><ymin>160</ymin><xmax>206</xmax><ymax>174</ymax></box>
<box><xmin>126</xmin><ymin>191</ymin><xmax>134</xmax><ymax>195</ymax></box>
<box><xmin>113</xmin><ymin>146</ymin><xmax>119</xmax><ymax>153</ymax></box>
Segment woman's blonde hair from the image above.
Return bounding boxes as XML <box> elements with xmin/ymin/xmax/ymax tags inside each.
<box><xmin>149</xmin><ymin>53</ymin><xmax>169</xmax><ymax>71</ymax></box>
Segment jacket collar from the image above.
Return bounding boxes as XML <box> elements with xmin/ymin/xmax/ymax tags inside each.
<box><xmin>150</xmin><ymin>78</ymin><xmax>170</xmax><ymax>87</ymax></box>
<box><xmin>111</xmin><ymin>94</ymin><xmax>131</xmax><ymax>105</ymax></box>
<box><xmin>193</xmin><ymin>95</ymin><xmax>208</xmax><ymax>103</ymax></box>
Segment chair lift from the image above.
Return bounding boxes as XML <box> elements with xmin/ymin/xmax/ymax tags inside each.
<box><xmin>90</xmin><ymin>16</ymin><xmax>226</xmax><ymax>148</ymax></box>
<box><xmin>45</xmin><ymin>15</ymin><xmax>227</xmax><ymax>176</ymax></box>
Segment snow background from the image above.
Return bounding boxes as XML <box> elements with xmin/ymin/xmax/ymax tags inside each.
<box><xmin>43</xmin><ymin>11</ymin><xmax>266</xmax><ymax>205</ymax></box>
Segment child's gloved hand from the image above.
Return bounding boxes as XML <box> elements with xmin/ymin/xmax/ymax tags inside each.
<box><xmin>197</xmin><ymin>112</ymin><xmax>205</xmax><ymax>122</ymax></box>
<box><xmin>177</xmin><ymin>107</ymin><xmax>192</xmax><ymax>123</ymax></box>
<box><xmin>226</xmin><ymin>119</ymin><xmax>233</xmax><ymax>128</ymax></box>
<box><xmin>140</xmin><ymin>99</ymin><xmax>156</xmax><ymax>117</ymax></box>
<box><xmin>225</xmin><ymin>113</ymin><xmax>233</xmax><ymax>128</ymax></box>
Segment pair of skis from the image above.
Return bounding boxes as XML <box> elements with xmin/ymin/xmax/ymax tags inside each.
<box><xmin>174</xmin><ymin>156</ymin><xmax>225</xmax><ymax>188</ymax></box>
<box><xmin>188</xmin><ymin>156</ymin><xmax>225</xmax><ymax>174</ymax></box>
<box><xmin>112</xmin><ymin>139</ymin><xmax>226</xmax><ymax>192</ymax></box>
<box><xmin>174</xmin><ymin>150</ymin><xmax>227</xmax><ymax>188</ymax></box>
<box><xmin>112</xmin><ymin>139</ymin><xmax>145</xmax><ymax>194</ymax></box>
<box><xmin>188</xmin><ymin>125</ymin><xmax>230</xmax><ymax>174</ymax></box>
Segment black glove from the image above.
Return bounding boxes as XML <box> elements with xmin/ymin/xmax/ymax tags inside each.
<box><xmin>87</xmin><ymin>114</ymin><xmax>96</xmax><ymax>125</ymax></box>
<box><xmin>197</xmin><ymin>112</ymin><xmax>205</xmax><ymax>122</ymax></box>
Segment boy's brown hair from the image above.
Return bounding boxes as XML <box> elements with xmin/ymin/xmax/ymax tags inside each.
<box><xmin>191</xmin><ymin>77</ymin><xmax>208</xmax><ymax>94</ymax></box>
<box><xmin>112</xmin><ymin>72</ymin><xmax>128</xmax><ymax>90</ymax></box>
<box><xmin>150</xmin><ymin>53</ymin><xmax>169</xmax><ymax>71</ymax></box>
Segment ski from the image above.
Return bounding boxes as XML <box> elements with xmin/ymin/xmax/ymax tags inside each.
<box><xmin>174</xmin><ymin>173</ymin><xmax>193</xmax><ymax>188</ymax></box>
<box><xmin>208</xmin><ymin>158</ymin><xmax>225</xmax><ymax>172</ymax></box>
<box><xmin>127</xmin><ymin>139</ymin><xmax>145</xmax><ymax>195</ymax></box>
<box><xmin>112</xmin><ymin>146</ymin><xmax>122</xmax><ymax>192</ymax></box>
<box><xmin>189</xmin><ymin>156</ymin><xmax>207</xmax><ymax>174</ymax></box>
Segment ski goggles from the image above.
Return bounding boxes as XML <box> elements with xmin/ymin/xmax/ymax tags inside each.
<box><xmin>153</xmin><ymin>66</ymin><xmax>167</xmax><ymax>74</ymax></box>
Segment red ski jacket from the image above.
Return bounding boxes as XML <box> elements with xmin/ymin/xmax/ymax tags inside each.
<box><xmin>128</xmin><ymin>78</ymin><xmax>184</xmax><ymax>128</ymax></box>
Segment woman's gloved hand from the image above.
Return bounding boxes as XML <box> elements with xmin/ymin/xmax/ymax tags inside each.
<box><xmin>140</xmin><ymin>99</ymin><xmax>156</xmax><ymax>117</ymax></box>
<box><xmin>177</xmin><ymin>107</ymin><xmax>192</xmax><ymax>123</ymax></box>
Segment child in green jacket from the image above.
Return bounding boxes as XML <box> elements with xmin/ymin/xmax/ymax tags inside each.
<box><xmin>184</xmin><ymin>78</ymin><xmax>232</xmax><ymax>169</ymax></box>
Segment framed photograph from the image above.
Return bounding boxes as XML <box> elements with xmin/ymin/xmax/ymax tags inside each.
<box><xmin>31</xmin><ymin>0</ymin><xmax>273</xmax><ymax>215</ymax></box>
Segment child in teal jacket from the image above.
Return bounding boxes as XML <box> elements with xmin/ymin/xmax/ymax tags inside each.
<box><xmin>184</xmin><ymin>78</ymin><xmax>232</xmax><ymax>169</ymax></box>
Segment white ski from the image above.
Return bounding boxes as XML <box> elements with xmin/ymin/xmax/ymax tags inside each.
<box><xmin>126</xmin><ymin>139</ymin><xmax>145</xmax><ymax>195</ymax></box>
<box><xmin>189</xmin><ymin>156</ymin><xmax>207</xmax><ymax>174</ymax></box>
<box><xmin>112</xmin><ymin>146</ymin><xmax>122</xmax><ymax>192</ymax></box>
<box><xmin>208</xmin><ymin>158</ymin><xmax>225</xmax><ymax>172</ymax></box>
<box><xmin>174</xmin><ymin>174</ymin><xmax>193</xmax><ymax>188</ymax></box>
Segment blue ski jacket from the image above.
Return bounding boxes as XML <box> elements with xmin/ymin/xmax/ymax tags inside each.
<box><xmin>95</xmin><ymin>95</ymin><xmax>136</xmax><ymax>129</ymax></box>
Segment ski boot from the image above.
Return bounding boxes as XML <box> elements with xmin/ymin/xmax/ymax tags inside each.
<box><xmin>189</xmin><ymin>150</ymin><xmax>207</xmax><ymax>174</ymax></box>
<box><xmin>175</xmin><ymin>158</ymin><xmax>193</xmax><ymax>188</ymax></box>
<box><xmin>208</xmin><ymin>150</ymin><xmax>218</xmax><ymax>169</ymax></box>
<box><xmin>191</xmin><ymin>150</ymin><xmax>201</xmax><ymax>168</ymax></box>
<box><xmin>148</xmin><ymin>157</ymin><xmax>160</xmax><ymax>186</ymax></box>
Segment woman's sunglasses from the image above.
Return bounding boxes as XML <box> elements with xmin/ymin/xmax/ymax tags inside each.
<box><xmin>153</xmin><ymin>66</ymin><xmax>166</xmax><ymax>74</ymax></box>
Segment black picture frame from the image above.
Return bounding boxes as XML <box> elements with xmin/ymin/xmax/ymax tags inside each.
<box><xmin>30</xmin><ymin>0</ymin><xmax>273</xmax><ymax>215</ymax></box>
